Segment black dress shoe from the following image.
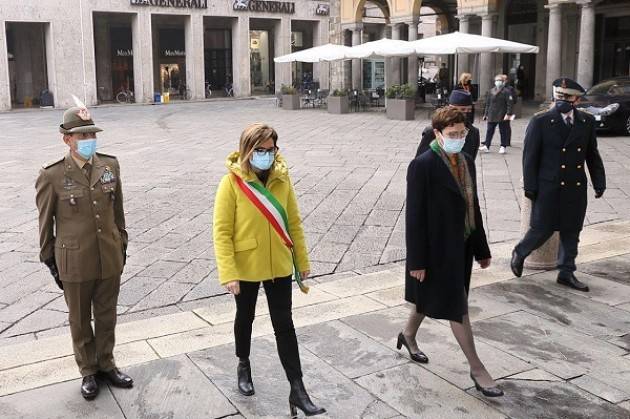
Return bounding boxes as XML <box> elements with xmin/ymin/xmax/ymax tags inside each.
<box><xmin>237</xmin><ymin>359</ymin><xmax>255</xmax><ymax>396</ymax></box>
<box><xmin>396</xmin><ymin>332</ymin><xmax>429</xmax><ymax>363</ymax></box>
<box><xmin>557</xmin><ymin>273</ymin><xmax>589</xmax><ymax>292</ymax></box>
<box><xmin>99</xmin><ymin>368</ymin><xmax>134</xmax><ymax>388</ymax></box>
<box><xmin>470</xmin><ymin>373</ymin><xmax>504</xmax><ymax>398</ymax></box>
<box><xmin>81</xmin><ymin>375</ymin><xmax>99</xmax><ymax>400</ymax></box>
<box><xmin>511</xmin><ymin>249</ymin><xmax>524</xmax><ymax>278</ymax></box>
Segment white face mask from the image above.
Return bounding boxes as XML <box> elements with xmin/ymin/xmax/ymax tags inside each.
<box><xmin>494</xmin><ymin>80</ymin><xmax>503</xmax><ymax>88</ymax></box>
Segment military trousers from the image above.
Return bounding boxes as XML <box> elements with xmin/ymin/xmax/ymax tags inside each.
<box><xmin>63</xmin><ymin>276</ymin><xmax>121</xmax><ymax>376</ymax></box>
<box><xmin>515</xmin><ymin>228</ymin><xmax>580</xmax><ymax>276</ymax></box>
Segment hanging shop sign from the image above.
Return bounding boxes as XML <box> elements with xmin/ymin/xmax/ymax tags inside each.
<box><xmin>130</xmin><ymin>0</ymin><xmax>208</xmax><ymax>8</ymax></box>
<box><xmin>315</xmin><ymin>3</ymin><xmax>329</xmax><ymax>15</ymax></box>
<box><xmin>116</xmin><ymin>49</ymin><xmax>134</xmax><ymax>57</ymax></box>
<box><xmin>233</xmin><ymin>0</ymin><xmax>295</xmax><ymax>14</ymax></box>
<box><xmin>162</xmin><ymin>49</ymin><xmax>186</xmax><ymax>57</ymax></box>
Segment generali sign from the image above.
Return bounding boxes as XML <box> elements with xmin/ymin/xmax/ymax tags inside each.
<box><xmin>130</xmin><ymin>0</ymin><xmax>208</xmax><ymax>8</ymax></box>
<box><xmin>233</xmin><ymin>0</ymin><xmax>295</xmax><ymax>14</ymax></box>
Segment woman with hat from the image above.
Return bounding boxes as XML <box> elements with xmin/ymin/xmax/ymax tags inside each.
<box><xmin>399</xmin><ymin>107</ymin><xmax>504</xmax><ymax>398</ymax></box>
<box><xmin>213</xmin><ymin>123</ymin><xmax>326</xmax><ymax>417</ymax></box>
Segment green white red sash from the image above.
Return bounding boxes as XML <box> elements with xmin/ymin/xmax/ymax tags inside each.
<box><xmin>233</xmin><ymin>174</ymin><xmax>309</xmax><ymax>294</ymax></box>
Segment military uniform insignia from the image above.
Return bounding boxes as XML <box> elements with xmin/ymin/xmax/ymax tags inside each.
<box><xmin>63</xmin><ymin>176</ymin><xmax>75</xmax><ymax>190</ymax></box>
<box><xmin>101</xmin><ymin>167</ymin><xmax>116</xmax><ymax>184</ymax></box>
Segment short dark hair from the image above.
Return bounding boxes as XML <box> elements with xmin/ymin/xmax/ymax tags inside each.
<box><xmin>432</xmin><ymin>107</ymin><xmax>466</xmax><ymax>132</ymax></box>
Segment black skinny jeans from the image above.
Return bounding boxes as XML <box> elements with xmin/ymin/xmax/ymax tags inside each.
<box><xmin>234</xmin><ymin>276</ymin><xmax>302</xmax><ymax>380</ymax></box>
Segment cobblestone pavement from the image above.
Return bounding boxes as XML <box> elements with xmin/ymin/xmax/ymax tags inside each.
<box><xmin>1</xmin><ymin>99</ymin><xmax>629</xmax><ymax>344</ymax></box>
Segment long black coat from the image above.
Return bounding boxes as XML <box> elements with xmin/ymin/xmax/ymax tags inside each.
<box><xmin>405</xmin><ymin>150</ymin><xmax>491</xmax><ymax>323</ymax></box>
<box><xmin>523</xmin><ymin>108</ymin><xmax>606</xmax><ymax>232</ymax></box>
<box><xmin>416</xmin><ymin>125</ymin><xmax>480</xmax><ymax>161</ymax></box>
<box><xmin>483</xmin><ymin>87</ymin><xmax>513</xmax><ymax>122</ymax></box>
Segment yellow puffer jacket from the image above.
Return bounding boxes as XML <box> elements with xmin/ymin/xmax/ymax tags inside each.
<box><xmin>213</xmin><ymin>152</ymin><xmax>310</xmax><ymax>285</ymax></box>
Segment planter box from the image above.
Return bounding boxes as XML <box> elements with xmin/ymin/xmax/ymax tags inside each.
<box><xmin>282</xmin><ymin>94</ymin><xmax>300</xmax><ymax>110</ymax></box>
<box><xmin>386</xmin><ymin>98</ymin><xmax>415</xmax><ymax>120</ymax></box>
<box><xmin>327</xmin><ymin>95</ymin><xmax>349</xmax><ymax>114</ymax></box>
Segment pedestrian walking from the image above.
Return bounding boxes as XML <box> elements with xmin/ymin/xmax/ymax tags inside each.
<box><xmin>480</xmin><ymin>74</ymin><xmax>514</xmax><ymax>154</ymax></box>
<box><xmin>35</xmin><ymin>99</ymin><xmax>133</xmax><ymax>400</ymax></box>
<box><xmin>213</xmin><ymin>123</ymin><xmax>325</xmax><ymax>417</ymax></box>
<box><xmin>416</xmin><ymin>89</ymin><xmax>480</xmax><ymax>160</ymax></box>
<box><xmin>501</xmin><ymin>74</ymin><xmax>517</xmax><ymax>146</ymax></box>
<box><xmin>457</xmin><ymin>73</ymin><xmax>476</xmax><ymax>123</ymax></box>
<box><xmin>511</xmin><ymin>78</ymin><xmax>606</xmax><ymax>292</ymax></box>
<box><xmin>399</xmin><ymin>107</ymin><xmax>503</xmax><ymax>398</ymax></box>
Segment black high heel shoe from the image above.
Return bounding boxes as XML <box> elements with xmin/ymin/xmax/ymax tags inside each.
<box><xmin>470</xmin><ymin>373</ymin><xmax>504</xmax><ymax>397</ymax></box>
<box><xmin>289</xmin><ymin>378</ymin><xmax>326</xmax><ymax>417</ymax></box>
<box><xmin>396</xmin><ymin>332</ymin><xmax>429</xmax><ymax>363</ymax></box>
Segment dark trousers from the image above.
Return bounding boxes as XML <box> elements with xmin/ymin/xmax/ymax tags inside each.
<box><xmin>234</xmin><ymin>276</ymin><xmax>302</xmax><ymax>380</ymax></box>
<box><xmin>514</xmin><ymin>228</ymin><xmax>580</xmax><ymax>276</ymax></box>
<box><xmin>63</xmin><ymin>276</ymin><xmax>120</xmax><ymax>376</ymax></box>
<box><xmin>484</xmin><ymin>121</ymin><xmax>510</xmax><ymax>147</ymax></box>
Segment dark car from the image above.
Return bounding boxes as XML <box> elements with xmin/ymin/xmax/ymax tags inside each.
<box><xmin>577</xmin><ymin>77</ymin><xmax>630</xmax><ymax>135</ymax></box>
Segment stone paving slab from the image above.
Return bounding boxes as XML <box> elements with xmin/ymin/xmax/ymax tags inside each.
<box><xmin>579</xmin><ymin>253</ymin><xmax>630</xmax><ymax>286</ymax></box>
<box><xmin>0</xmin><ymin>380</ymin><xmax>125</xmax><ymax>419</ymax></box>
<box><xmin>110</xmin><ymin>355</ymin><xmax>237</xmax><ymax>419</ymax></box>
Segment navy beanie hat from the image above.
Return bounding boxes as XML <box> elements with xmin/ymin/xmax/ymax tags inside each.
<box><xmin>449</xmin><ymin>89</ymin><xmax>473</xmax><ymax>106</ymax></box>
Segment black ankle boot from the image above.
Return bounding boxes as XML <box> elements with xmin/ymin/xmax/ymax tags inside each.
<box><xmin>237</xmin><ymin>359</ymin><xmax>254</xmax><ymax>396</ymax></box>
<box><xmin>289</xmin><ymin>378</ymin><xmax>326</xmax><ymax>417</ymax></box>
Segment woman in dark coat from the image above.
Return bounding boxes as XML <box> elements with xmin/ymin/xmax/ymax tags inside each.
<box><xmin>397</xmin><ymin>107</ymin><xmax>503</xmax><ymax>397</ymax></box>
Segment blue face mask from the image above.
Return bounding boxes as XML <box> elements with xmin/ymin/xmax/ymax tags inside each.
<box><xmin>76</xmin><ymin>139</ymin><xmax>97</xmax><ymax>160</ymax></box>
<box><xmin>442</xmin><ymin>137</ymin><xmax>466</xmax><ymax>154</ymax></box>
<box><xmin>250</xmin><ymin>151</ymin><xmax>275</xmax><ymax>171</ymax></box>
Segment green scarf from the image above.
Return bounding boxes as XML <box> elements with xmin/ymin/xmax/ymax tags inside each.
<box><xmin>430</xmin><ymin>140</ymin><xmax>476</xmax><ymax>239</ymax></box>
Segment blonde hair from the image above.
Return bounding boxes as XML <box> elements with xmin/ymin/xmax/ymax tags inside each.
<box><xmin>239</xmin><ymin>123</ymin><xmax>278</xmax><ymax>174</ymax></box>
<box><xmin>459</xmin><ymin>72</ymin><xmax>472</xmax><ymax>85</ymax></box>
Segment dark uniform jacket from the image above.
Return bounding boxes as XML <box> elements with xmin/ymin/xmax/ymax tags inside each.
<box><xmin>483</xmin><ymin>87</ymin><xmax>513</xmax><ymax>123</ymax></box>
<box><xmin>416</xmin><ymin>125</ymin><xmax>480</xmax><ymax>161</ymax></box>
<box><xmin>523</xmin><ymin>108</ymin><xmax>606</xmax><ymax>232</ymax></box>
<box><xmin>405</xmin><ymin>150</ymin><xmax>491</xmax><ymax>323</ymax></box>
<box><xmin>36</xmin><ymin>153</ymin><xmax>127</xmax><ymax>282</ymax></box>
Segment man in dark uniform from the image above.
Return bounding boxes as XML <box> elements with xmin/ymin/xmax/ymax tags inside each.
<box><xmin>416</xmin><ymin>89</ymin><xmax>480</xmax><ymax>160</ymax></box>
<box><xmin>35</xmin><ymin>102</ymin><xmax>134</xmax><ymax>399</ymax></box>
<box><xmin>511</xmin><ymin>78</ymin><xmax>606</xmax><ymax>292</ymax></box>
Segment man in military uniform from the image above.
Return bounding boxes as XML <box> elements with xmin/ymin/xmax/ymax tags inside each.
<box><xmin>35</xmin><ymin>103</ymin><xmax>133</xmax><ymax>399</ymax></box>
<box><xmin>511</xmin><ymin>78</ymin><xmax>606</xmax><ymax>292</ymax></box>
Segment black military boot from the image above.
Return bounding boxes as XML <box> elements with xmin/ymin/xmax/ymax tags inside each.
<box><xmin>557</xmin><ymin>273</ymin><xmax>589</xmax><ymax>292</ymax></box>
<box><xmin>289</xmin><ymin>378</ymin><xmax>326</xmax><ymax>417</ymax></box>
<box><xmin>99</xmin><ymin>368</ymin><xmax>133</xmax><ymax>388</ymax></box>
<box><xmin>237</xmin><ymin>359</ymin><xmax>255</xmax><ymax>396</ymax></box>
<box><xmin>510</xmin><ymin>249</ymin><xmax>525</xmax><ymax>278</ymax></box>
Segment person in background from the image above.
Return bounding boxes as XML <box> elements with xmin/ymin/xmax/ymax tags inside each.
<box><xmin>501</xmin><ymin>74</ymin><xmax>517</xmax><ymax>147</ymax></box>
<box><xmin>480</xmin><ymin>74</ymin><xmax>514</xmax><ymax>154</ymax></box>
<box><xmin>416</xmin><ymin>89</ymin><xmax>480</xmax><ymax>160</ymax></box>
<box><xmin>457</xmin><ymin>73</ymin><xmax>476</xmax><ymax>122</ymax></box>
<box><xmin>213</xmin><ymin>123</ymin><xmax>326</xmax><ymax>417</ymax></box>
<box><xmin>438</xmin><ymin>62</ymin><xmax>450</xmax><ymax>91</ymax></box>
<box><xmin>400</xmin><ymin>107</ymin><xmax>502</xmax><ymax>398</ymax></box>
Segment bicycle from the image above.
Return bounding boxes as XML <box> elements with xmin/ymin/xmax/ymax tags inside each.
<box><xmin>115</xmin><ymin>88</ymin><xmax>134</xmax><ymax>104</ymax></box>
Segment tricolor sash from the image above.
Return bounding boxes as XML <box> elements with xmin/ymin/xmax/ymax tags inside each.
<box><xmin>233</xmin><ymin>174</ymin><xmax>309</xmax><ymax>294</ymax></box>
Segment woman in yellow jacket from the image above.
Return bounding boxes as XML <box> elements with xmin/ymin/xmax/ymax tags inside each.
<box><xmin>213</xmin><ymin>123</ymin><xmax>325</xmax><ymax>417</ymax></box>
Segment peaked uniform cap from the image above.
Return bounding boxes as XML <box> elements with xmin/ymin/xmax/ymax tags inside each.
<box><xmin>59</xmin><ymin>106</ymin><xmax>103</xmax><ymax>134</ymax></box>
<box><xmin>552</xmin><ymin>78</ymin><xmax>585</xmax><ymax>99</ymax></box>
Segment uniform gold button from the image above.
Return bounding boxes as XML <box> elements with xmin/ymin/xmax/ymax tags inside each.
<box><xmin>91</xmin><ymin>187</ymin><xmax>95</xmax><ymax>191</ymax></box>
<box><xmin>577</xmin><ymin>148</ymin><xmax>582</xmax><ymax>152</ymax></box>
<box><xmin>95</xmin><ymin>214</ymin><xmax>100</xmax><ymax>219</ymax></box>
<box><xmin>561</xmin><ymin>165</ymin><xmax>566</xmax><ymax>169</ymax></box>
<box><xmin>62</xmin><ymin>244</ymin><xmax>66</xmax><ymax>248</ymax></box>
<box><xmin>97</xmin><ymin>228</ymin><xmax>102</xmax><ymax>233</ymax></box>
<box><xmin>560</xmin><ymin>181</ymin><xmax>565</xmax><ymax>186</ymax></box>
<box><xmin>562</xmin><ymin>148</ymin><xmax>566</xmax><ymax>152</ymax></box>
<box><xmin>93</xmin><ymin>201</ymin><xmax>97</xmax><ymax>205</ymax></box>
<box><xmin>577</xmin><ymin>182</ymin><xmax>581</xmax><ymax>186</ymax></box>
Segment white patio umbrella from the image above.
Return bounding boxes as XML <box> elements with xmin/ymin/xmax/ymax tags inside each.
<box><xmin>411</xmin><ymin>31</ymin><xmax>539</xmax><ymax>55</ymax></box>
<box><xmin>346</xmin><ymin>38</ymin><xmax>416</xmax><ymax>59</ymax></box>
<box><xmin>274</xmin><ymin>43</ymin><xmax>352</xmax><ymax>63</ymax></box>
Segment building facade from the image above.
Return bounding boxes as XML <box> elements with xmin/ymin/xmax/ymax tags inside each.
<box><xmin>0</xmin><ymin>0</ymin><xmax>330</xmax><ymax>110</ymax></box>
<box><xmin>332</xmin><ymin>0</ymin><xmax>630</xmax><ymax>100</ymax></box>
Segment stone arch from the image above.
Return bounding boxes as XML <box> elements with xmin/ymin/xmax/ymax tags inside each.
<box><xmin>351</xmin><ymin>0</ymin><xmax>394</xmax><ymax>23</ymax></box>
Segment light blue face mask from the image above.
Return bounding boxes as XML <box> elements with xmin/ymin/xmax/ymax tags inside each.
<box><xmin>76</xmin><ymin>139</ymin><xmax>97</xmax><ymax>160</ymax></box>
<box><xmin>250</xmin><ymin>151</ymin><xmax>275</xmax><ymax>171</ymax></box>
<box><xmin>442</xmin><ymin>137</ymin><xmax>466</xmax><ymax>154</ymax></box>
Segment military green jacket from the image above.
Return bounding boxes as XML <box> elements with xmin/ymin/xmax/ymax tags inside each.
<box><xmin>36</xmin><ymin>152</ymin><xmax>128</xmax><ymax>282</ymax></box>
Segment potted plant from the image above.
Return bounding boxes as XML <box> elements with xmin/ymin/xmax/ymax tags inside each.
<box><xmin>385</xmin><ymin>83</ymin><xmax>416</xmax><ymax>120</ymax></box>
<box><xmin>327</xmin><ymin>89</ymin><xmax>350</xmax><ymax>114</ymax></box>
<box><xmin>280</xmin><ymin>84</ymin><xmax>300</xmax><ymax>110</ymax></box>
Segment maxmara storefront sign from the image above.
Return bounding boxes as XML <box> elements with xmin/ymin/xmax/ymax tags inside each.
<box><xmin>233</xmin><ymin>0</ymin><xmax>295</xmax><ymax>14</ymax></box>
<box><xmin>130</xmin><ymin>0</ymin><xmax>208</xmax><ymax>8</ymax></box>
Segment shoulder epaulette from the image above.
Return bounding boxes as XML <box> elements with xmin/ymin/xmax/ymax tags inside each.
<box><xmin>42</xmin><ymin>157</ymin><xmax>64</xmax><ymax>169</ymax></box>
<box><xmin>96</xmin><ymin>152</ymin><xmax>118</xmax><ymax>159</ymax></box>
